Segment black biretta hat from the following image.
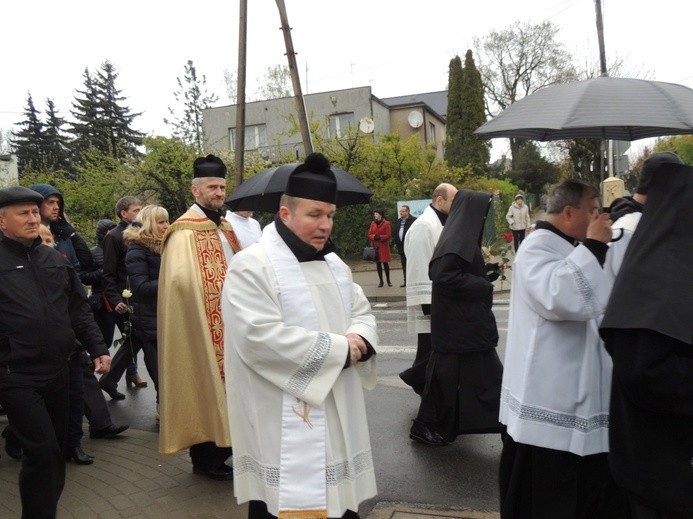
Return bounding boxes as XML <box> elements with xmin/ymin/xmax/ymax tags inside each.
<box><xmin>0</xmin><ymin>186</ymin><xmax>44</xmax><ymax>209</ymax></box>
<box><xmin>636</xmin><ymin>152</ymin><xmax>683</xmax><ymax>194</ymax></box>
<box><xmin>193</xmin><ymin>154</ymin><xmax>227</xmax><ymax>178</ymax></box>
<box><xmin>285</xmin><ymin>153</ymin><xmax>337</xmax><ymax>204</ymax></box>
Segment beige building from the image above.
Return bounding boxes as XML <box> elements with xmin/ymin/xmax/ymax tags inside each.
<box><xmin>202</xmin><ymin>86</ymin><xmax>447</xmax><ymax>163</ymax></box>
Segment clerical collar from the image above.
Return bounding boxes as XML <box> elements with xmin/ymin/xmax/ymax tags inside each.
<box><xmin>274</xmin><ymin>215</ymin><xmax>335</xmax><ymax>262</ymax></box>
<box><xmin>431</xmin><ymin>204</ymin><xmax>448</xmax><ymax>225</ymax></box>
<box><xmin>195</xmin><ymin>203</ymin><xmax>223</xmax><ymax>226</ymax></box>
<box><xmin>535</xmin><ymin>220</ymin><xmax>579</xmax><ymax>246</ymax></box>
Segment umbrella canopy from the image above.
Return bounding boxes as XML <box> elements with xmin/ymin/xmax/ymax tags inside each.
<box><xmin>475</xmin><ymin>76</ymin><xmax>693</xmax><ymax>141</ymax></box>
<box><xmin>225</xmin><ymin>162</ymin><xmax>372</xmax><ymax>212</ymax></box>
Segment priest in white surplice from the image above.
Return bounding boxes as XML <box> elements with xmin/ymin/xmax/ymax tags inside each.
<box><xmin>222</xmin><ymin>153</ymin><xmax>378</xmax><ymax>519</ymax></box>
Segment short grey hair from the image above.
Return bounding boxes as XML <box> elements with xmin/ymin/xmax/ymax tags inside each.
<box><xmin>546</xmin><ymin>180</ymin><xmax>599</xmax><ymax>214</ymax></box>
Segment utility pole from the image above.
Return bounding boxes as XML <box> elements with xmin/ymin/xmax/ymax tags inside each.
<box><xmin>275</xmin><ymin>0</ymin><xmax>313</xmax><ymax>155</ymax></box>
<box><xmin>594</xmin><ymin>0</ymin><xmax>608</xmax><ymax>76</ymax></box>
<box><xmin>234</xmin><ymin>0</ymin><xmax>248</xmax><ymax>189</ymax></box>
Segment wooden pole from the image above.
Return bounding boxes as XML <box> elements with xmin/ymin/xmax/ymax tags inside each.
<box><xmin>234</xmin><ymin>0</ymin><xmax>248</xmax><ymax>189</ymax></box>
<box><xmin>275</xmin><ymin>0</ymin><xmax>313</xmax><ymax>155</ymax></box>
<box><xmin>594</xmin><ymin>0</ymin><xmax>608</xmax><ymax>76</ymax></box>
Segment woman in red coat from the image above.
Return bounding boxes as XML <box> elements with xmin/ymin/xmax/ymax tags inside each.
<box><xmin>368</xmin><ymin>209</ymin><xmax>393</xmax><ymax>287</ymax></box>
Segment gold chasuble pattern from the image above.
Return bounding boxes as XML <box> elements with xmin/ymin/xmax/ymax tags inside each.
<box><xmin>194</xmin><ymin>229</ymin><xmax>229</xmax><ymax>379</ymax></box>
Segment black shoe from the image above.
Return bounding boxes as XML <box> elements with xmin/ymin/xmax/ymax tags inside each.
<box><xmin>192</xmin><ymin>463</ymin><xmax>234</xmax><ymax>481</ymax></box>
<box><xmin>378</xmin><ymin>282</ymin><xmax>384</xmax><ymax>288</ymax></box>
<box><xmin>409</xmin><ymin>420</ymin><xmax>449</xmax><ymax>446</ymax></box>
<box><xmin>400</xmin><ymin>283</ymin><xmax>406</xmax><ymax>287</ymax></box>
<box><xmin>100</xmin><ymin>381</ymin><xmax>125</xmax><ymax>400</ymax></box>
<box><xmin>387</xmin><ymin>282</ymin><xmax>392</xmax><ymax>287</ymax></box>
<box><xmin>90</xmin><ymin>424</ymin><xmax>129</xmax><ymax>439</ymax></box>
<box><xmin>2</xmin><ymin>426</ymin><xmax>22</xmax><ymax>460</ymax></box>
<box><xmin>66</xmin><ymin>446</ymin><xmax>94</xmax><ymax>465</ymax></box>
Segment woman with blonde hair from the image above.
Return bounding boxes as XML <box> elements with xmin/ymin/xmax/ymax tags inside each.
<box><xmin>108</xmin><ymin>205</ymin><xmax>169</xmax><ymax>413</ymax></box>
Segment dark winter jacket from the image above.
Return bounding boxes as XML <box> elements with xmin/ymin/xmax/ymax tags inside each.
<box><xmin>29</xmin><ymin>183</ymin><xmax>93</xmax><ymax>271</ymax></box>
<box><xmin>124</xmin><ymin>238</ymin><xmax>161</xmax><ymax>343</ymax></box>
<box><xmin>0</xmin><ymin>234</ymin><xmax>108</xmax><ymax>375</ymax></box>
<box><xmin>79</xmin><ymin>219</ymin><xmax>117</xmax><ymax>310</ymax></box>
<box><xmin>102</xmin><ymin>220</ymin><xmax>129</xmax><ymax>308</ymax></box>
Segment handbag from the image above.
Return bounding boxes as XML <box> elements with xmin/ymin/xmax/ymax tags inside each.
<box><xmin>362</xmin><ymin>245</ymin><xmax>378</xmax><ymax>262</ymax></box>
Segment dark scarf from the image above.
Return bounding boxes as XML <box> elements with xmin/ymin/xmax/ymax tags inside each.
<box><xmin>274</xmin><ymin>215</ymin><xmax>336</xmax><ymax>262</ymax></box>
<box><xmin>431</xmin><ymin>190</ymin><xmax>491</xmax><ymax>264</ymax></box>
<box><xmin>601</xmin><ymin>163</ymin><xmax>693</xmax><ymax>345</ymax></box>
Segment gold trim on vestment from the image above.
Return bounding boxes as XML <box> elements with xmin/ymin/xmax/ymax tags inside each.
<box><xmin>278</xmin><ymin>510</ymin><xmax>327</xmax><ymax>519</ymax></box>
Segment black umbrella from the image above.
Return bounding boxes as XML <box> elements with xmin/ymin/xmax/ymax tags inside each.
<box><xmin>225</xmin><ymin>162</ymin><xmax>372</xmax><ymax>212</ymax></box>
<box><xmin>475</xmin><ymin>75</ymin><xmax>693</xmax><ymax>141</ymax></box>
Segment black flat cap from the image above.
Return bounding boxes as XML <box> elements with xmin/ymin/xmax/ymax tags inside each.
<box><xmin>0</xmin><ymin>186</ymin><xmax>44</xmax><ymax>209</ymax></box>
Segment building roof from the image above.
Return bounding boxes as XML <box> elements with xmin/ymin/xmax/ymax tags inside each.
<box><xmin>380</xmin><ymin>90</ymin><xmax>448</xmax><ymax>120</ymax></box>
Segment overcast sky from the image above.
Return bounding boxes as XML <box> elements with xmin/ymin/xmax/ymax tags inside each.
<box><xmin>2</xmin><ymin>0</ymin><xmax>690</xmax><ymax>159</ymax></box>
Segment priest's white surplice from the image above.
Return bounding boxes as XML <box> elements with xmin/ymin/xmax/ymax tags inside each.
<box><xmin>222</xmin><ymin>223</ymin><xmax>378</xmax><ymax>517</ymax></box>
<box><xmin>499</xmin><ymin>228</ymin><xmax>613</xmax><ymax>456</ymax></box>
<box><xmin>404</xmin><ymin>205</ymin><xmax>443</xmax><ymax>334</ymax></box>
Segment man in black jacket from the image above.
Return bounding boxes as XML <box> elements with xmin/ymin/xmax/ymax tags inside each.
<box><xmin>393</xmin><ymin>204</ymin><xmax>416</xmax><ymax>287</ymax></box>
<box><xmin>0</xmin><ymin>186</ymin><xmax>111</xmax><ymax>518</ymax></box>
<box><xmin>100</xmin><ymin>196</ymin><xmax>143</xmax><ymax>399</ymax></box>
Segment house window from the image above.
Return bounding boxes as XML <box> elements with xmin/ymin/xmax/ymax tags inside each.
<box><xmin>428</xmin><ymin>122</ymin><xmax>436</xmax><ymax>144</ymax></box>
<box><xmin>328</xmin><ymin>113</ymin><xmax>354</xmax><ymax>138</ymax></box>
<box><xmin>230</xmin><ymin>124</ymin><xmax>268</xmax><ymax>150</ymax></box>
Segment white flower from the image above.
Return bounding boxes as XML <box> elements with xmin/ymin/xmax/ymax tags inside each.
<box><xmin>121</xmin><ymin>289</ymin><xmax>133</xmax><ymax>299</ymax></box>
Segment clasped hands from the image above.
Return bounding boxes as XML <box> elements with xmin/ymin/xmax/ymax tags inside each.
<box><xmin>346</xmin><ymin>332</ymin><xmax>368</xmax><ymax>366</ymax></box>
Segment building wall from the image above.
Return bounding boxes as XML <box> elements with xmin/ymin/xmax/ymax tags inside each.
<box><xmin>0</xmin><ymin>154</ymin><xmax>19</xmax><ymax>187</ymax></box>
<box><xmin>203</xmin><ymin>86</ymin><xmax>387</xmax><ymax>161</ymax></box>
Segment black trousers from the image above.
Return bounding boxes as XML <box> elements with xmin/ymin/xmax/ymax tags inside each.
<box><xmin>0</xmin><ymin>366</ymin><xmax>69</xmax><ymax>519</ymax></box>
<box><xmin>398</xmin><ymin>333</ymin><xmax>431</xmax><ymax>395</ymax></box>
<box><xmin>396</xmin><ymin>246</ymin><xmax>407</xmax><ymax>283</ymax></box>
<box><xmin>511</xmin><ymin>230</ymin><xmax>526</xmax><ymax>251</ymax></box>
<box><xmin>189</xmin><ymin>441</ymin><xmax>232</xmax><ymax>468</ymax></box>
<box><xmin>67</xmin><ymin>353</ymin><xmax>85</xmax><ymax>448</ymax></box>
<box><xmin>499</xmin><ymin>435</ymin><xmax>626</xmax><ymax>519</ymax></box>
<box><xmin>82</xmin><ymin>358</ymin><xmax>115</xmax><ymax>432</ymax></box>
<box><xmin>248</xmin><ymin>501</ymin><xmax>359</xmax><ymax>519</ymax></box>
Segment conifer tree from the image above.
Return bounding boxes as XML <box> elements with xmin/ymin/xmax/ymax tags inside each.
<box><xmin>43</xmin><ymin>99</ymin><xmax>72</xmax><ymax>173</ymax></box>
<box><xmin>93</xmin><ymin>61</ymin><xmax>144</xmax><ymax>160</ymax></box>
<box><xmin>459</xmin><ymin>50</ymin><xmax>489</xmax><ymax>175</ymax></box>
<box><xmin>12</xmin><ymin>93</ymin><xmax>46</xmax><ymax>174</ymax></box>
<box><xmin>165</xmin><ymin>60</ymin><xmax>219</xmax><ymax>155</ymax></box>
<box><xmin>70</xmin><ymin>61</ymin><xmax>144</xmax><ymax>163</ymax></box>
<box><xmin>70</xmin><ymin>68</ymin><xmax>108</xmax><ymax>159</ymax></box>
<box><xmin>444</xmin><ymin>55</ymin><xmax>464</xmax><ymax>167</ymax></box>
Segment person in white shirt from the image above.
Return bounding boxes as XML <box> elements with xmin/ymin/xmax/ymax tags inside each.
<box><xmin>498</xmin><ymin>179</ymin><xmax>625</xmax><ymax>518</ymax></box>
<box><xmin>224</xmin><ymin>210</ymin><xmax>262</xmax><ymax>249</ymax></box>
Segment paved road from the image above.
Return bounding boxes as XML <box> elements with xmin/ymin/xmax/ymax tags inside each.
<box><xmin>0</xmin><ymin>269</ymin><xmax>508</xmax><ymax>518</ymax></box>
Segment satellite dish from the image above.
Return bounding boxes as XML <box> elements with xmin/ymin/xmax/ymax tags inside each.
<box><xmin>359</xmin><ymin>116</ymin><xmax>375</xmax><ymax>134</ymax></box>
<box><xmin>407</xmin><ymin>110</ymin><xmax>423</xmax><ymax>129</ymax></box>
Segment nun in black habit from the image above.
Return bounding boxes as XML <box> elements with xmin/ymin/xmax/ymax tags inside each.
<box><xmin>409</xmin><ymin>190</ymin><xmax>505</xmax><ymax>446</ymax></box>
<box><xmin>600</xmin><ymin>162</ymin><xmax>693</xmax><ymax>517</ymax></box>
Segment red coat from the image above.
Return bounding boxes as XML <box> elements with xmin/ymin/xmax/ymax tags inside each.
<box><xmin>368</xmin><ymin>219</ymin><xmax>392</xmax><ymax>263</ymax></box>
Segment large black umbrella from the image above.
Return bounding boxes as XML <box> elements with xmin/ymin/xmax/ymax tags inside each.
<box><xmin>225</xmin><ymin>162</ymin><xmax>372</xmax><ymax>212</ymax></box>
<box><xmin>475</xmin><ymin>75</ymin><xmax>693</xmax><ymax>141</ymax></box>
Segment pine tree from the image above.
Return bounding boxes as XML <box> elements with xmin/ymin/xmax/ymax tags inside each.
<box><xmin>165</xmin><ymin>60</ymin><xmax>219</xmax><ymax>155</ymax></box>
<box><xmin>11</xmin><ymin>92</ymin><xmax>46</xmax><ymax>174</ymax></box>
<box><xmin>70</xmin><ymin>68</ymin><xmax>108</xmax><ymax>160</ymax></box>
<box><xmin>444</xmin><ymin>56</ymin><xmax>464</xmax><ymax>167</ymax></box>
<box><xmin>93</xmin><ymin>61</ymin><xmax>144</xmax><ymax>160</ymax></box>
<box><xmin>70</xmin><ymin>62</ymin><xmax>144</xmax><ymax>163</ymax></box>
<box><xmin>43</xmin><ymin>99</ymin><xmax>72</xmax><ymax>173</ymax></box>
<box><xmin>459</xmin><ymin>50</ymin><xmax>490</xmax><ymax>175</ymax></box>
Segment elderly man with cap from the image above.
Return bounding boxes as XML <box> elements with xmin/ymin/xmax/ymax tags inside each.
<box><xmin>222</xmin><ymin>153</ymin><xmax>378</xmax><ymax>519</ymax></box>
<box><xmin>0</xmin><ymin>186</ymin><xmax>111</xmax><ymax>518</ymax></box>
<box><xmin>157</xmin><ymin>154</ymin><xmax>242</xmax><ymax>481</ymax></box>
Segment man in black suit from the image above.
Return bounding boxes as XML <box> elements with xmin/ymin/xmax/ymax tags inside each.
<box><xmin>394</xmin><ymin>204</ymin><xmax>416</xmax><ymax>287</ymax></box>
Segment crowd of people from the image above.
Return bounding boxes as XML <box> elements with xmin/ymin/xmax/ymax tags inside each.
<box><xmin>0</xmin><ymin>150</ymin><xmax>690</xmax><ymax>519</ymax></box>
